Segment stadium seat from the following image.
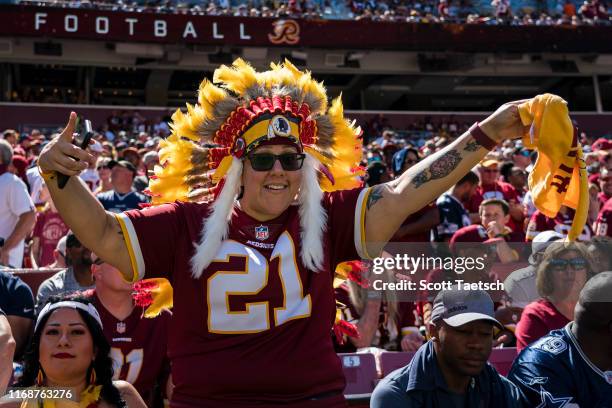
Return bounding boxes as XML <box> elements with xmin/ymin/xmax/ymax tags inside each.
<box><xmin>489</xmin><ymin>347</ymin><xmax>518</xmax><ymax>376</ymax></box>
<box><xmin>379</xmin><ymin>351</ymin><xmax>416</xmax><ymax>377</ymax></box>
<box><xmin>338</xmin><ymin>353</ymin><xmax>378</xmax><ymax>395</ymax></box>
<box><xmin>10</xmin><ymin>270</ymin><xmax>58</xmax><ymax>295</ymax></box>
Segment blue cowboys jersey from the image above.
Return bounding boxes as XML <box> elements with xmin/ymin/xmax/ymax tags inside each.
<box><xmin>432</xmin><ymin>192</ymin><xmax>471</xmax><ymax>242</ymax></box>
<box><xmin>508</xmin><ymin>323</ymin><xmax>612</xmax><ymax>407</ymax></box>
<box><xmin>96</xmin><ymin>190</ymin><xmax>148</xmax><ymax>213</ymax></box>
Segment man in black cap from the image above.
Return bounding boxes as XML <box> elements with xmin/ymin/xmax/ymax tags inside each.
<box><xmin>36</xmin><ymin>232</ymin><xmax>95</xmax><ymax>311</ymax></box>
<box><xmin>508</xmin><ymin>272</ymin><xmax>612</xmax><ymax>407</ymax></box>
<box><xmin>371</xmin><ymin>287</ymin><xmax>522</xmax><ymax>407</ymax></box>
<box><xmin>96</xmin><ymin>160</ymin><xmax>148</xmax><ymax>213</ymax></box>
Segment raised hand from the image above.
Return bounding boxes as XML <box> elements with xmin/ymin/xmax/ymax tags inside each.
<box><xmin>38</xmin><ymin>112</ymin><xmax>95</xmax><ymax>176</ymax></box>
<box><xmin>479</xmin><ymin>100</ymin><xmax>531</xmax><ymax>143</ymax></box>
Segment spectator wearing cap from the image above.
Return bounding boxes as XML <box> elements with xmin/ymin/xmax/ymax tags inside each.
<box><xmin>509</xmin><ymin>272</ymin><xmax>612</xmax><ymax>407</ymax></box>
<box><xmin>35</xmin><ymin>232</ymin><xmax>95</xmax><ymax>312</ymax></box>
<box><xmin>47</xmin><ymin>235</ymin><xmax>67</xmax><ymax>269</ymax></box>
<box><xmin>514</xmin><ymin>241</ymin><xmax>596</xmax><ymax>351</ymax></box>
<box><xmin>432</xmin><ymin>171</ymin><xmax>479</xmax><ymax>244</ymax></box>
<box><xmin>466</xmin><ymin>159</ymin><xmax>524</xmax><ymax>234</ymax></box>
<box><xmin>371</xmin><ymin>288</ymin><xmax>522</xmax><ymax>408</ymax></box>
<box><xmin>133</xmin><ymin>151</ymin><xmax>159</xmax><ymax>193</ymax></box>
<box><xmin>79</xmin><ymin>139</ymin><xmax>103</xmax><ymax>191</ymax></box>
<box><xmin>121</xmin><ymin>147</ymin><xmax>141</xmax><ymax>170</ymax></box>
<box><xmin>597</xmin><ymin>168</ymin><xmax>612</xmax><ymax>208</ymax></box>
<box><xmin>30</xmin><ymin>181</ymin><xmax>69</xmax><ymax>269</ymax></box>
<box><xmin>503</xmin><ymin>230</ymin><xmax>564</xmax><ymax>308</ymax></box>
<box><xmin>390</xmin><ymin>148</ymin><xmax>439</xmax><ymax>249</ymax></box>
<box><xmin>592</xmin><ymin>137</ymin><xmax>612</xmax><ymax>154</ymax></box>
<box><xmin>0</xmin><ymin>139</ymin><xmax>36</xmax><ymax>268</ymax></box>
<box><xmin>9</xmin><ymin>155</ymin><xmax>30</xmax><ymax>191</ymax></box>
<box><xmin>526</xmin><ymin>205</ymin><xmax>593</xmax><ymax>242</ymax></box>
<box><xmin>0</xmin><ymin>271</ymin><xmax>35</xmax><ymax>361</ymax></box>
<box><xmin>96</xmin><ymin>160</ymin><xmax>148</xmax><ymax>214</ymax></box>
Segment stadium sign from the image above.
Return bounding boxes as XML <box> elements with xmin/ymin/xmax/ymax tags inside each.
<box><xmin>1</xmin><ymin>5</ymin><xmax>611</xmax><ymax>52</ymax></box>
<box><xmin>33</xmin><ymin>12</ymin><xmax>258</xmax><ymax>42</ymax></box>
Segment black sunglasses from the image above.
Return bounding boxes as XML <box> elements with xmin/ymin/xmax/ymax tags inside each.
<box><xmin>247</xmin><ymin>153</ymin><xmax>306</xmax><ymax>171</ymax></box>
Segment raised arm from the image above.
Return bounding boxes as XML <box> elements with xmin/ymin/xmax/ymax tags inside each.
<box><xmin>363</xmin><ymin>101</ymin><xmax>528</xmax><ymax>257</ymax></box>
<box><xmin>37</xmin><ymin>113</ymin><xmax>133</xmax><ymax>280</ymax></box>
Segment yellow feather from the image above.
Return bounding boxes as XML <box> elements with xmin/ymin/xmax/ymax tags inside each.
<box><xmin>198</xmin><ymin>80</ymin><xmax>228</xmax><ymax>114</ymax></box>
<box><xmin>213</xmin><ymin>58</ymin><xmax>258</xmax><ymax>95</ymax></box>
<box><xmin>150</xmin><ymin>134</ymin><xmax>195</xmax><ymax>204</ymax></box>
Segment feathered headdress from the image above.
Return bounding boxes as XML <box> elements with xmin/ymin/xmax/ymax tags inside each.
<box><xmin>147</xmin><ymin>59</ymin><xmax>364</xmax><ymax>278</ymax></box>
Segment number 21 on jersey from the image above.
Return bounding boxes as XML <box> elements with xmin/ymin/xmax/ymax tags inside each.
<box><xmin>207</xmin><ymin>231</ymin><xmax>312</xmax><ymax>334</ymax></box>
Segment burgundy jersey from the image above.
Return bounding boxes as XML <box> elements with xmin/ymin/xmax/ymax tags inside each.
<box><xmin>32</xmin><ymin>209</ymin><xmax>69</xmax><ymax>267</ymax></box>
<box><xmin>595</xmin><ymin>198</ymin><xmax>612</xmax><ymax>237</ymax></box>
<box><xmin>92</xmin><ymin>293</ymin><xmax>170</xmax><ymax>407</ymax></box>
<box><xmin>115</xmin><ymin>188</ymin><xmax>371</xmax><ymax>407</ymax></box>
<box><xmin>526</xmin><ymin>208</ymin><xmax>592</xmax><ymax>242</ymax></box>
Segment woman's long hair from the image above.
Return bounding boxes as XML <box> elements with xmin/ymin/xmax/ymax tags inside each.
<box><xmin>17</xmin><ymin>296</ymin><xmax>126</xmax><ymax>408</ymax></box>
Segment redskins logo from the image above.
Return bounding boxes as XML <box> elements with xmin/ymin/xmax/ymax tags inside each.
<box><xmin>268</xmin><ymin>19</ymin><xmax>300</xmax><ymax>45</ymax></box>
<box><xmin>268</xmin><ymin>116</ymin><xmax>291</xmax><ymax>138</ymax></box>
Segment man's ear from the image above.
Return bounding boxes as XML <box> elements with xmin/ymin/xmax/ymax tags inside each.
<box><xmin>427</xmin><ymin>321</ymin><xmax>440</xmax><ymax>342</ymax></box>
<box><xmin>503</xmin><ymin>214</ymin><xmax>511</xmax><ymax>224</ymax></box>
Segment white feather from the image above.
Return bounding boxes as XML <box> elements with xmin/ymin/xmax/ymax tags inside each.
<box><xmin>298</xmin><ymin>153</ymin><xmax>327</xmax><ymax>272</ymax></box>
<box><xmin>190</xmin><ymin>158</ymin><xmax>243</xmax><ymax>278</ymax></box>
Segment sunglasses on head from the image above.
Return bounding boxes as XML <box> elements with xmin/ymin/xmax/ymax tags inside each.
<box><xmin>550</xmin><ymin>257</ymin><xmax>587</xmax><ymax>269</ymax></box>
<box><xmin>247</xmin><ymin>153</ymin><xmax>306</xmax><ymax>171</ymax></box>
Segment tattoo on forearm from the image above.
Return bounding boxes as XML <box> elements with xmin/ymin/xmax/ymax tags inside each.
<box><xmin>464</xmin><ymin>138</ymin><xmax>482</xmax><ymax>152</ymax></box>
<box><xmin>411</xmin><ymin>150</ymin><xmax>462</xmax><ymax>189</ymax></box>
<box><xmin>366</xmin><ymin>185</ymin><xmax>384</xmax><ymax>210</ymax></box>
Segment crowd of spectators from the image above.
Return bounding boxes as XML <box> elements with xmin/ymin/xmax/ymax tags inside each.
<box><xmin>11</xmin><ymin>0</ymin><xmax>612</xmax><ymax>25</ymax></box>
<box><xmin>1</xmin><ymin>109</ymin><xmax>611</xmax><ymax>406</ymax></box>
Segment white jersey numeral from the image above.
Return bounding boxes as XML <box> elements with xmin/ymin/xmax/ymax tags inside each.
<box><xmin>110</xmin><ymin>347</ymin><xmax>144</xmax><ymax>384</ymax></box>
<box><xmin>207</xmin><ymin>232</ymin><xmax>311</xmax><ymax>334</ymax></box>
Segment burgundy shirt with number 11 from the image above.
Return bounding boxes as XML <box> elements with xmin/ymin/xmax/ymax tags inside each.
<box><xmin>115</xmin><ymin>188</ymin><xmax>371</xmax><ymax>407</ymax></box>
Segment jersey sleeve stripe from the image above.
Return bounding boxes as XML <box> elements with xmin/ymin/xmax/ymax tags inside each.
<box><xmin>354</xmin><ymin>188</ymin><xmax>373</xmax><ymax>260</ymax></box>
<box><xmin>114</xmin><ymin>212</ymin><xmax>145</xmax><ymax>282</ymax></box>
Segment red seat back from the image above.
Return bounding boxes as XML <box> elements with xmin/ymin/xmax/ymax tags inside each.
<box><xmin>488</xmin><ymin>347</ymin><xmax>518</xmax><ymax>376</ymax></box>
<box><xmin>380</xmin><ymin>352</ymin><xmax>415</xmax><ymax>377</ymax></box>
<box><xmin>338</xmin><ymin>353</ymin><xmax>378</xmax><ymax>395</ymax></box>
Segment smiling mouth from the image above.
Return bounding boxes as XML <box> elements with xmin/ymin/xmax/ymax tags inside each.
<box><xmin>264</xmin><ymin>184</ymin><xmax>288</xmax><ymax>191</ymax></box>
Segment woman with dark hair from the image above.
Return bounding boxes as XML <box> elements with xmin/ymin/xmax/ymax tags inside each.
<box><xmin>1</xmin><ymin>296</ymin><xmax>145</xmax><ymax>408</ymax></box>
<box><xmin>515</xmin><ymin>242</ymin><xmax>597</xmax><ymax>351</ymax></box>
